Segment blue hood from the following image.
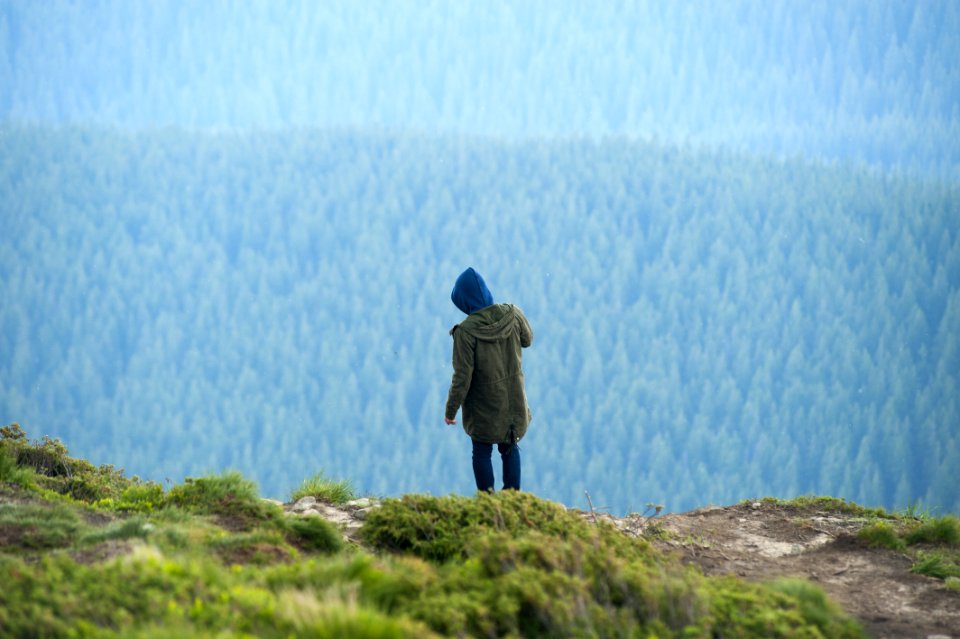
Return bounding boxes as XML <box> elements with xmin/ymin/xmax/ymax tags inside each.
<box><xmin>451</xmin><ymin>267</ymin><xmax>494</xmax><ymax>315</ymax></box>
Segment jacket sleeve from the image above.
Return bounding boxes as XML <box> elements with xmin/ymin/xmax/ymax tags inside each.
<box><xmin>445</xmin><ymin>327</ymin><xmax>475</xmax><ymax>420</ymax></box>
<box><xmin>516</xmin><ymin>307</ymin><xmax>533</xmax><ymax>348</ymax></box>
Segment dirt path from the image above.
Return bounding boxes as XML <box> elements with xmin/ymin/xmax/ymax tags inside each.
<box><xmin>594</xmin><ymin>501</ymin><xmax>960</xmax><ymax>639</ymax></box>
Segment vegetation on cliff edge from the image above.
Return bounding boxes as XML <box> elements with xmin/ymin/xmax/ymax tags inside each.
<box><xmin>0</xmin><ymin>424</ymin><xmax>898</xmax><ymax>637</ymax></box>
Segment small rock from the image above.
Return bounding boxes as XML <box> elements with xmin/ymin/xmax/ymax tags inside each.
<box><xmin>353</xmin><ymin>507</ymin><xmax>374</xmax><ymax>521</ymax></box>
<box><xmin>300</xmin><ymin>508</ymin><xmax>321</xmax><ymax>517</ymax></box>
<box><xmin>262</xmin><ymin>498</ymin><xmax>284</xmax><ymax>508</ymax></box>
<box><xmin>751</xmin><ymin>502</ymin><xmax>762</xmax><ymax>510</ymax></box>
<box><xmin>345</xmin><ymin>497</ymin><xmax>373</xmax><ymax>509</ymax></box>
<box><xmin>291</xmin><ymin>496</ymin><xmax>317</xmax><ymax>512</ymax></box>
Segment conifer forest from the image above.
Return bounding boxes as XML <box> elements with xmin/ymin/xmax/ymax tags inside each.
<box><xmin>1</xmin><ymin>1</ymin><xmax>958</xmax><ymax>514</ymax></box>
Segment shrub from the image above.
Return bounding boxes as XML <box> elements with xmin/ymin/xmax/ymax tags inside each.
<box><xmin>290</xmin><ymin>472</ymin><xmax>356</xmax><ymax>505</ymax></box>
<box><xmin>2</xmin><ymin>428</ymin><xmax>137</xmax><ymax>503</ymax></box>
<box><xmin>0</xmin><ymin>445</ymin><xmax>35</xmax><ymax>487</ymax></box>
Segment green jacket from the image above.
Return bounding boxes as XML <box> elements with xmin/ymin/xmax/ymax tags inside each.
<box><xmin>445</xmin><ymin>303</ymin><xmax>533</xmax><ymax>443</ymax></box>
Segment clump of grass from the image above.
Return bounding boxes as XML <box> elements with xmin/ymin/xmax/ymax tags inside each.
<box><xmin>207</xmin><ymin>529</ymin><xmax>295</xmax><ymax>566</ymax></box>
<box><xmin>768</xmin><ymin>495</ymin><xmax>890</xmax><ymax>518</ymax></box>
<box><xmin>167</xmin><ymin>471</ymin><xmax>281</xmax><ymax>530</ymax></box>
<box><xmin>281</xmin><ymin>515</ymin><xmax>344</xmax><ymax>554</ymax></box>
<box><xmin>911</xmin><ymin>551</ymin><xmax>960</xmax><ymax>580</ymax></box>
<box><xmin>858</xmin><ymin>521</ymin><xmax>906</xmax><ymax>551</ymax></box>
<box><xmin>904</xmin><ymin>515</ymin><xmax>960</xmax><ymax>546</ymax></box>
<box><xmin>0</xmin><ymin>502</ymin><xmax>89</xmax><ymax>551</ymax></box>
<box><xmin>360</xmin><ymin>490</ymin><xmax>618</xmax><ymax>563</ymax></box>
<box><xmin>945</xmin><ymin>577</ymin><xmax>960</xmax><ymax>592</ymax></box>
<box><xmin>81</xmin><ymin>516</ymin><xmax>153</xmax><ymax>545</ymax></box>
<box><xmin>96</xmin><ymin>482</ymin><xmax>167</xmax><ymax>513</ymax></box>
<box><xmin>290</xmin><ymin>472</ymin><xmax>356</xmax><ymax>505</ymax></box>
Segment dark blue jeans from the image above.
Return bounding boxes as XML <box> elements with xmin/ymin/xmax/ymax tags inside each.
<box><xmin>472</xmin><ymin>439</ymin><xmax>521</xmax><ymax>492</ymax></box>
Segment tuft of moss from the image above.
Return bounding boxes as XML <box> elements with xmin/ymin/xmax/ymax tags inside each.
<box><xmin>291</xmin><ymin>471</ymin><xmax>356</xmax><ymax>505</ymax></box>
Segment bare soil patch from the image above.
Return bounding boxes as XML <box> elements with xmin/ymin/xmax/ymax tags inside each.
<box><xmin>617</xmin><ymin>501</ymin><xmax>960</xmax><ymax>639</ymax></box>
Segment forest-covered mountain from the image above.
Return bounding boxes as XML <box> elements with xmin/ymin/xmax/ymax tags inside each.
<box><xmin>2</xmin><ymin>126</ymin><xmax>957</xmax><ymax>514</ymax></box>
<box><xmin>1</xmin><ymin>0</ymin><xmax>959</xmax><ymax>179</ymax></box>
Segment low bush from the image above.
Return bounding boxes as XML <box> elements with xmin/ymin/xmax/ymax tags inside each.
<box><xmin>0</xmin><ymin>446</ymin><xmax>35</xmax><ymax>488</ymax></box>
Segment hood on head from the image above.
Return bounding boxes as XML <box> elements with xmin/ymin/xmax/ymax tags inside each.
<box><xmin>451</xmin><ymin>267</ymin><xmax>494</xmax><ymax>315</ymax></box>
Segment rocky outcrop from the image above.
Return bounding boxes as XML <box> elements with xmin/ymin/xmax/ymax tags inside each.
<box><xmin>280</xmin><ymin>496</ymin><xmax>380</xmax><ymax>542</ymax></box>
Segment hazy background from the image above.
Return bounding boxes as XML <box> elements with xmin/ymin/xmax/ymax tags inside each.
<box><xmin>2</xmin><ymin>0</ymin><xmax>958</xmax><ymax>514</ymax></box>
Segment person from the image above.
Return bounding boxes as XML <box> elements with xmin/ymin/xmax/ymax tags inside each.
<box><xmin>444</xmin><ymin>267</ymin><xmax>533</xmax><ymax>492</ymax></box>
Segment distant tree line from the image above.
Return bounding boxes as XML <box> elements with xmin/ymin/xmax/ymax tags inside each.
<box><xmin>1</xmin><ymin>126</ymin><xmax>957</xmax><ymax>514</ymax></box>
<box><xmin>1</xmin><ymin>0</ymin><xmax>958</xmax><ymax>179</ymax></box>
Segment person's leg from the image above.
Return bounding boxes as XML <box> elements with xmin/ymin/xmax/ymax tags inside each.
<box><xmin>498</xmin><ymin>442</ymin><xmax>521</xmax><ymax>490</ymax></box>
<box><xmin>472</xmin><ymin>440</ymin><xmax>495</xmax><ymax>492</ymax></box>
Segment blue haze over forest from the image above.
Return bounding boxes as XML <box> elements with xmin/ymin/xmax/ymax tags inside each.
<box><xmin>1</xmin><ymin>0</ymin><xmax>958</xmax><ymax>514</ymax></box>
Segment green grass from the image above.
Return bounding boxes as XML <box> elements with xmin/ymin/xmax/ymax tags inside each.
<box><xmin>758</xmin><ymin>495</ymin><xmax>891</xmax><ymax>518</ymax></box>
<box><xmin>281</xmin><ymin>514</ymin><xmax>344</xmax><ymax>554</ymax></box>
<box><xmin>0</xmin><ymin>426</ymin><xmax>878</xmax><ymax>638</ymax></box>
<box><xmin>911</xmin><ymin>551</ymin><xmax>960</xmax><ymax>580</ymax></box>
<box><xmin>857</xmin><ymin>521</ymin><xmax>906</xmax><ymax>551</ymax></box>
<box><xmin>904</xmin><ymin>515</ymin><xmax>960</xmax><ymax>546</ymax></box>
<box><xmin>0</xmin><ymin>502</ymin><xmax>90</xmax><ymax>551</ymax></box>
<box><xmin>290</xmin><ymin>471</ymin><xmax>356</xmax><ymax>505</ymax></box>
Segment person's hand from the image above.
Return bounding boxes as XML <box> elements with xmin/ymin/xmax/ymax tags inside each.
<box><xmin>444</xmin><ymin>417</ymin><xmax>457</xmax><ymax>425</ymax></box>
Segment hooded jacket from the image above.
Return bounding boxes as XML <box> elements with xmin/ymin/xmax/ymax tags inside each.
<box><xmin>445</xmin><ymin>269</ymin><xmax>533</xmax><ymax>443</ymax></box>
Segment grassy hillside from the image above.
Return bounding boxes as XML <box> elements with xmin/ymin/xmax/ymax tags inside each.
<box><xmin>5</xmin><ymin>425</ymin><xmax>957</xmax><ymax>637</ymax></box>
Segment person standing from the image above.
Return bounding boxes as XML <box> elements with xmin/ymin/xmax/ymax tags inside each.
<box><xmin>444</xmin><ymin>267</ymin><xmax>533</xmax><ymax>492</ymax></box>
